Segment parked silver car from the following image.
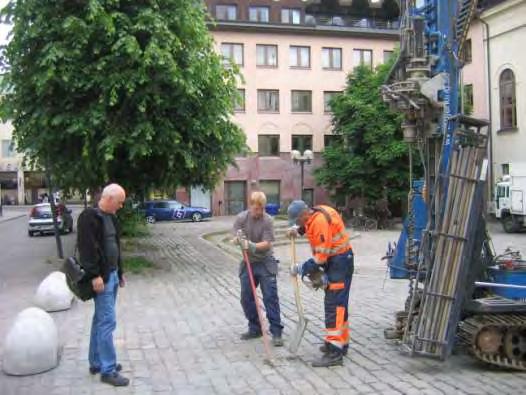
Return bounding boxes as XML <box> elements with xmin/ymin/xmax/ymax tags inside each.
<box><xmin>28</xmin><ymin>203</ymin><xmax>74</xmax><ymax>237</ymax></box>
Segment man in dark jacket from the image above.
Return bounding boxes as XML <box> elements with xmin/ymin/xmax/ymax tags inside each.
<box><xmin>77</xmin><ymin>183</ymin><xmax>128</xmax><ymax>386</ymax></box>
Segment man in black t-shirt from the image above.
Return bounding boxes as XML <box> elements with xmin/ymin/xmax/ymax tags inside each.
<box><xmin>77</xmin><ymin>183</ymin><xmax>128</xmax><ymax>387</ymax></box>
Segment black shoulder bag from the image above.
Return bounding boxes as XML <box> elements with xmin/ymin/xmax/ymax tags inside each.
<box><xmin>62</xmin><ymin>244</ymin><xmax>95</xmax><ymax>301</ymax></box>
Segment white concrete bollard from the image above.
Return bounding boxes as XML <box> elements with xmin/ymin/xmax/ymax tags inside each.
<box><xmin>2</xmin><ymin>307</ymin><xmax>59</xmax><ymax>375</ymax></box>
<box><xmin>34</xmin><ymin>271</ymin><xmax>74</xmax><ymax>312</ymax></box>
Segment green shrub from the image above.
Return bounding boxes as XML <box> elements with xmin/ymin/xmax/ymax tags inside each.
<box><xmin>117</xmin><ymin>200</ymin><xmax>149</xmax><ymax>238</ymax></box>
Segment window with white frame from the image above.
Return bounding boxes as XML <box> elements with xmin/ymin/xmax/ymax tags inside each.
<box><xmin>216</xmin><ymin>5</ymin><xmax>237</xmax><ymax>21</ymax></box>
<box><xmin>258</xmin><ymin>135</ymin><xmax>280</xmax><ymax>156</ymax></box>
<box><xmin>291</xmin><ymin>90</ymin><xmax>312</xmax><ymax>113</ymax></box>
<box><xmin>1</xmin><ymin>140</ymin><xmax>14</xmax><ymax>158</ymax></box>
<box><xmin>234</xmin><ymin>89</ymin><xmax>245</xmax><ymax>112</ymax></box>
<box><xmin>281</xmin><ymin>8</ymin><xmax>301</xmax><ymax>24</ymax></box>
<box><xmin>256</xmin><ymin>45</ymin><xmax>278</xmax><ymax>67</ymax></box>
<box><xmin>259</xmin><ymin>180</ymin><xmax>281</xmax><ymax>204</ymax></box>
<box><xmin>221</xmin><ymin>43</ymin><xmax>243</xmax><ymax>66</ymax></box>
<box><xmin>322</xmin><ymin>48</ymin><xmax>342</xmax><ymax>70</ymax></box>
<box><xmin>249</xmin><ymin>6</ymin><xmax>270</xmax><ymax>23</ymax></box>
<box><xmin>289</xmin><ymin>46</ymin><xmax>310</xmax><ymax>68</ymax></box>
<box><xmin>353</xmin><ymin>49</ymin><xmax>372</xmax><ymax>68</ymax></box>
<box><xmin>258</xmin><ymin>90</ymin><xmax>280</xmax><ymax>112</ymax></box>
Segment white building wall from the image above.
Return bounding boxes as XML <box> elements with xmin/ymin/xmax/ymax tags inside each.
<box><xmin>482</xmin><ymin>0</ymin><xmax>526</xmax><ymax>182</ymax></box>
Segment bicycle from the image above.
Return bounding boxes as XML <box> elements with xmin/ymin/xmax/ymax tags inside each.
<box><xmin>348</xmin><ymin>215</ymin><xmax>378</xmax><ymax>231</ymax></box>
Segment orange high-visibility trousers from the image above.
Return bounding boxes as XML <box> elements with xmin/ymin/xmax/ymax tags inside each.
<box><xmin>324</xmin><ymin>251</ymin><xmax>354</xmax><ymax>350</ymax></box>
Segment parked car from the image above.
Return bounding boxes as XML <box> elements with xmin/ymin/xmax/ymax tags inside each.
<box><xmin>28</xmin><ymin>203</ymin><xmax>74</xmax><ymax>237</ymax></box>
<box><xmin>141</xmin><ymin>200</ymin><xmax>212</xmax><ymax>224</ymax></box>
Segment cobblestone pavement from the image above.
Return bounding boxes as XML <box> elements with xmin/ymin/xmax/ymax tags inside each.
<box><xmin>0</xmin><ymin>216</ymin><xmax>525</xmax><ymax>395</ymax></box>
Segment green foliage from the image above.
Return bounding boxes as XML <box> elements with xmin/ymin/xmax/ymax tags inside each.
<box><xmin>462</xmin><ymin>85</ymin><xmax>473</xmax><ymax>116</ymax></box>
<box><xmin>122</xmin><ymin>256</ymin><xmax>153</xmax><ymax>274</ymax></box>
<box><xmin>0</xmin><ymin>0</ymin><xmax>245</xmax><ymax>195</ymax></box>
<box><xmin>315</xmin><ymin>58</ymin><xmax>410</xmax><ymax>208</ymax></box>
<box><xmin>117</xmin><ymin>199</ymin><xmax>148</xmax><ymax>238</ymax></box>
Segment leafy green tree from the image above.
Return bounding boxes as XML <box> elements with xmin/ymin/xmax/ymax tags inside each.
<box><xmin>315</xmin><ymin>60</ymin><xmax>410</xmax><ymax>212</ymax></box>
<box><xmin>0</xmin><ymin>0</ymin><xmax>245</xmax><ymax>197</ymax></box>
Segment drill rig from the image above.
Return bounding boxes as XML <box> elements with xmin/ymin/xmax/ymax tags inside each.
<box><xmin>382</xmin><ymin>0</ymin><xmax>526</xmax><ymax>369</ymax></box>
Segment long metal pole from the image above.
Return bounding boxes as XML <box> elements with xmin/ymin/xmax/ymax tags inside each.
<box><xmin>300</xmin><ymin>161</ymin><xmax>305</xmax><ymax>200</ymax></box>
<box><xmin>475</xmin><ymin>282</ymin><xmax>526</xmax><ymax>290</ymax></box>
<box><xmin>45</xmin><ymin>168</ymin><xmax>63</xmax><ymax>259</ymax></box>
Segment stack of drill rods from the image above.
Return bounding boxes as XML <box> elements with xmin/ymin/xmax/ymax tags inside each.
<box><xmin>404</xmin><ymin>138</ymin><xmax>447</xmax><ymax>350</ymax></box>
<box><xmin>415</xmin><ymin>141</ymin><xmax>482</xmax><ymax>355</ymax></box>
<box><xmin>415</xmin><ymin>147</ymin><xmax>463</xmax><ymax>353</ymax></box>
<box><xmin>431</xmin><ymin>143</ymin><xmax>479</xmax><ymax>354</ymax></box>
<box><xmin>425</xmin><ymin>146</ymin><xmax>473</xmax><ymax>354</ymax></box>
<box><xmin>435</xmin><ymin>145</ymin><xmax>481</xmax><ymax>350</ymax></box>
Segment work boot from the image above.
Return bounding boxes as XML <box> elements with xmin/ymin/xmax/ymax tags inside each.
<box><xmin>101</xmin><ymin>372</ymin><xmax>130</xmax><ymax>387</ymax></box>
<box><xmin>272</xmin><ymin>335</ymin><xmax>284</xmax><ymax>347</ymax></box>
<box><xmin>90</xmin><ymin>363</ymin><xmax>122</xmax><ymax>375</ymax></box>
<box><xmin>240</xmin><ymin>330</ymin><xmax>262</xmax><ymax>340</ymax></box>
<box><xmin>312</xmin><ymin>350</ymin><xmax>344</xmax><ymax>368</ymax></box>
<box><xmin>319</xmin><ymin>343</ymin><xmax>348</xmax><ymax>355</ymax></box>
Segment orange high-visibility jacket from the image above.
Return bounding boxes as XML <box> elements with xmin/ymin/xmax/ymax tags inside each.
<box><xmin>305</xmin><ymin>205</ymin><xmax>352</xmax><ymax>264</ymax></box>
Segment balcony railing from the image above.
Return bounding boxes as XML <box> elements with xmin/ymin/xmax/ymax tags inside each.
<box><xmin>305</xmin><ymin>14</ymin><xmax>400</xmax><ymax>30</ymax></box>
<box><xmin>212</xmin><ymin>14</ymin><xmax>400</xmax><ymax>31</ymax></box>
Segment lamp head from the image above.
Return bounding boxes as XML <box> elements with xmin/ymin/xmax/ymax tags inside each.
<box><xmin>304</xmin><ymin>149</ymin><xmax>314</xmax><ymax>161</ymax></box>
<box><xmin>291</xmin><ymin>150</ymin><xmax>301</xmax><ymax>161</ymax></box>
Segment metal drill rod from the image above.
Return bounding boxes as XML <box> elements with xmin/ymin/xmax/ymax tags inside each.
<box><xmin>475</xmin><ymin>282</ymin><xmax>526</xmax><ymax>290</ymax></box>
<box><xmin>430</xmin><ymin>146</ymin><xmax>468</xmax><ymax>353</ymax></box>
<box><xmin>419</xmin><ymin>148</ymin><xmax>462</xmax><ymax>352</ymax></box>
<box><xmin>437</xmin><ymin>145</ymin><xmax>481</xmax><ymax>349</ymax></box>
<box><xmin>434</xmin><ymin>145</ymin><xmax>475</xmax><ymax>349</ymax></box>
<box><xmin>419</xmin><ymin>142</ymin><xmax>480</xmax><ymax>355</ymax></box>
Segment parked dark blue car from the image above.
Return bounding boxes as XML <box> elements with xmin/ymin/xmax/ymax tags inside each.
<box><xmin>142</xmin><ymin>200</ymin><xmax>212</xmax><ymax>224</ymax></box>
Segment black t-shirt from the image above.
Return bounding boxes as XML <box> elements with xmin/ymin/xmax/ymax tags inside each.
<box><xmin>100</xmin><ymin>212</ymin><xmax>119</xmax><ymax>271</ymax></box>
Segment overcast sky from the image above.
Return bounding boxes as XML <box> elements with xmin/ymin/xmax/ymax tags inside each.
<box><xmin>0</xmin><ymin>0</ymin><xmax>11</xmax><ymax>46</ymax></box>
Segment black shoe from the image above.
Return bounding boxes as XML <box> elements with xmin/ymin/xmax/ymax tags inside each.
<box><xmin>240</xmin><ymin>331</ymin><xmax>262</xmax><ymax>340</ymax></box>
<box><xmin>272</xmin><ymin>335</ymin><xmax>284</xmax><ymax>347</ymax></box>
<box><xmin>319</xmin><ymin>343</ymin><xmax>348</xmax><ymax>355</ymax></box>
<box><xmin>89</xmin><ymin>363</ymin><xmax>122</xmax><ymax>375</ymax></box>
<box><xmin>101</xmin><ymin>372</ymin><xmax>130</xmax><ymax>387</ymax></box>
<box><xmin>312</xmin><ymin>351</ymin><xmax>344</xmax><ymax>367</ymax></box>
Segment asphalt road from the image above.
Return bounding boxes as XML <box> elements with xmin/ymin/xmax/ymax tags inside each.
<box><xmin>0</xmin><ymin>208</ymin><xmax>77</xmax><ymax>347</ymax></box>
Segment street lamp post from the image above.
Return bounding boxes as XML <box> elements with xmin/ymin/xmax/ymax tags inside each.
<box><xmin>291</xmin><ymin>149</ymin><xmax>314</xmax><ymax>201</ymax></box>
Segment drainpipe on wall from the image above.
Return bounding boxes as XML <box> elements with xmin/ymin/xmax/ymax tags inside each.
<box><xmin>479</xmin><ymin>15</ymin><xmax>494</xmax><ymax>210</ymax></box>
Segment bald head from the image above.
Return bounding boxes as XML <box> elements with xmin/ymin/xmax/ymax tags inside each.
<box><xmin>99</xmin><ymin>183</ymin><xmax>126</xmax><ymax>214</ymax></box>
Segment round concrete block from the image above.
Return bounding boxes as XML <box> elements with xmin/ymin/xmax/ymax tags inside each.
<box><xmin>2</xmin><ymin>307</ymin><xmax>59</xmax><ymax>375</ymax></box>
<box><xmin>34</xmin><ymin>271</ymin><xmax>74</xmax><ymax>312</ymax></box>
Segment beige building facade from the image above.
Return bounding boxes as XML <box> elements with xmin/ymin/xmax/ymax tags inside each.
<box><xmin>0</xmin><ymin>122</ymin><xmax>49</xmax><ymax>205</ymax></box>
<box><xmin>205</xmin><ymin>0</ymin><xmax>399</xmax><ymax>215</ymax></box>
<box><xmin>0</xmin><ymin>121</ymin><xmax>23</xmax><ymax>205</ymax></box>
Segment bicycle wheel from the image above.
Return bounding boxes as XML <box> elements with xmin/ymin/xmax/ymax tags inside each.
<box><xmin>349</xmin><ymin>217</ymin><xmax>362</xmax><ymax>229</ymax></box>
<box><xmin>364</xmin><ymin>218</ymin><xmax>378</xmax><ymax>231</ymax></box>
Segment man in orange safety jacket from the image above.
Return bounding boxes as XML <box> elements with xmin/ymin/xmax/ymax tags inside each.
<box><xmin>288</xmin><ymin>200</ymin><xmax>354</xmax><ymax>367</ymax></box>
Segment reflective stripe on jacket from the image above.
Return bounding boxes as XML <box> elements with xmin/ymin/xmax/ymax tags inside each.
<box><xmin>305</xmin><ymin>205</ymin><xmax>352</xmax><ymax>263</ymax></box>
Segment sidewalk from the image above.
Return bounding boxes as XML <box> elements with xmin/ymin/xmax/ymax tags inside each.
<box><xmin>0</xmin><ymin>210</ymin><xmax>26</xmax><ymax>224</ymax></box>
<box><xmin>0</xmin><ymin>217</ymin><xmax>525</xmax><ymax>394</ymax></box>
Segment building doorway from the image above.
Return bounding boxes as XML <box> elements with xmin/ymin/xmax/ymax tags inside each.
<box><xmin>190</xmin><ymin>186</ymin><xmax>211</xmax><ymax>211</ymax></box>
<box><xmin>302</xmin><ymin>188</ymin><xmax>314</xmax><ymax>207</ymax></box>
<box><xmin>225</xmin><ymin>181</ymin><xmax>246</xmax><ymax>215</ymax></box>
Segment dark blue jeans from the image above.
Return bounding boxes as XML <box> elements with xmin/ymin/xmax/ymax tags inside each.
<box><xmin>89</xmin><ymin>270</ymin><xmax>119</xmax><ymax>374</ymax></box>
<box><xmin>239</xmin><ymin>258</ymin><xmax>283</xmax><ymax>337</ymax></box>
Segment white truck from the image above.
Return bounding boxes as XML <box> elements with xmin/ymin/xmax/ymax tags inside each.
<box><xmin>495</xmin><ymin>163</ymin><xmax>526</xmax><ymax>233</ymax></box>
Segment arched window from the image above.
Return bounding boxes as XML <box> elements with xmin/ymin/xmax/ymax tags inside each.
<box><xmin>499</xmin><ymin>69</ymin><xmax>517</xmax><ymax>130</ymax></box>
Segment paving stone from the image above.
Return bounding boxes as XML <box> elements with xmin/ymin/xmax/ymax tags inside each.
<box><xmin>1</xmin><ymin>218</ymin><xmax>526</xmax><ymax>393</ymax></box>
